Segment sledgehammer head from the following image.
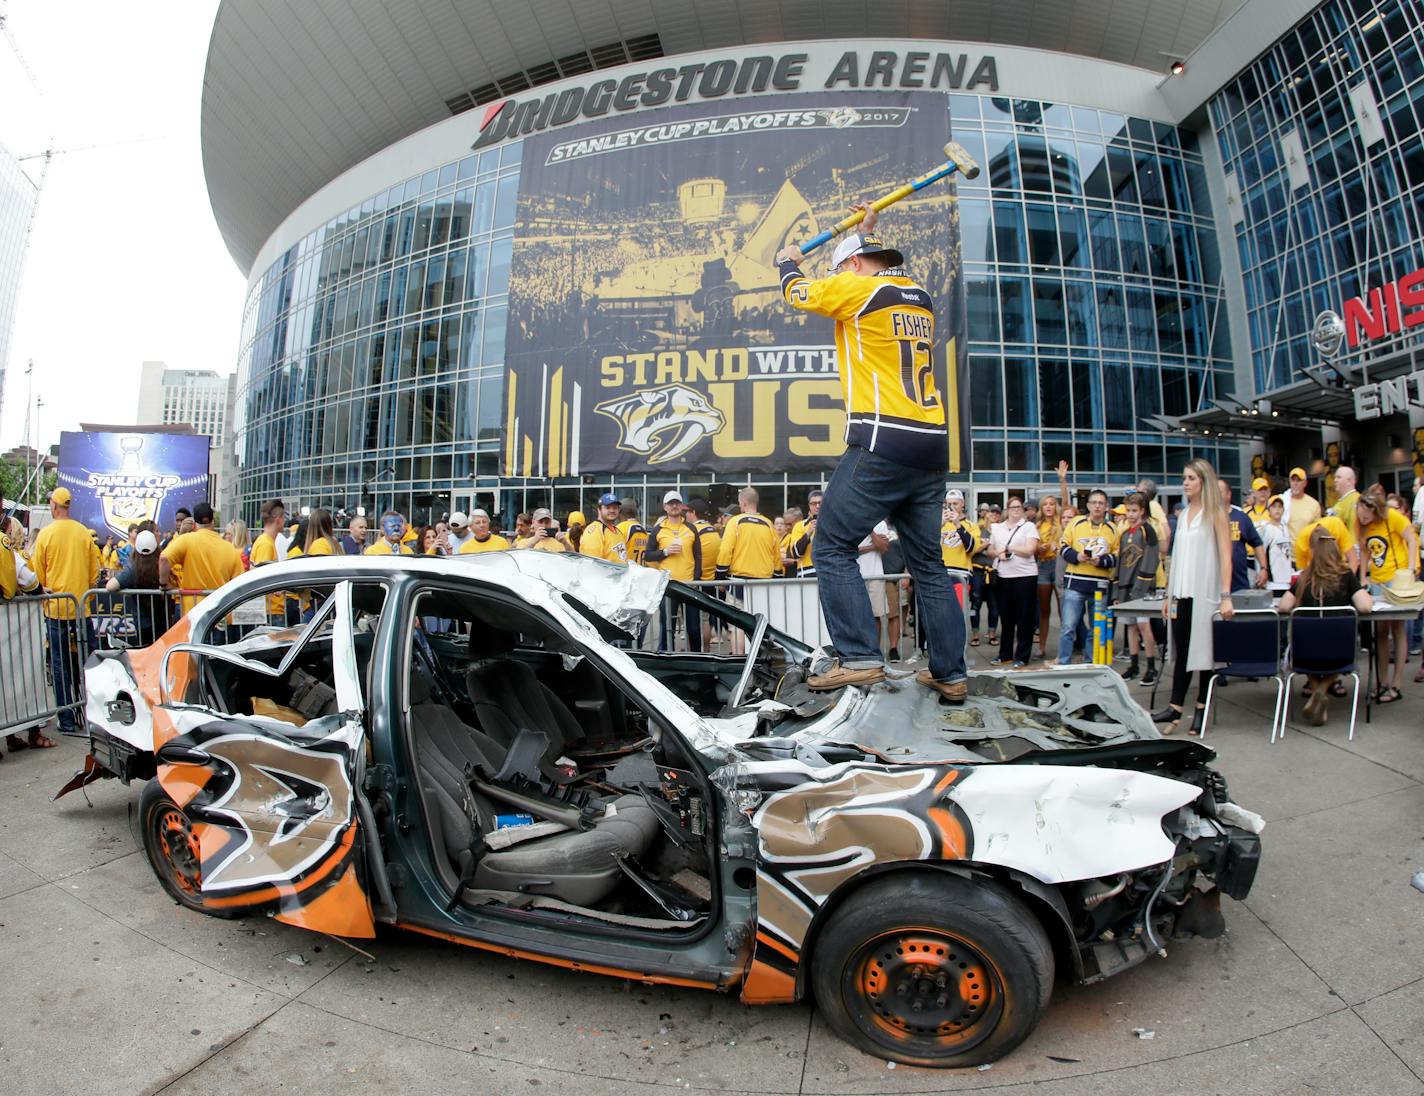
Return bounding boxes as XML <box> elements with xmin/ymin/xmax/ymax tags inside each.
<box><xmin>944</xmin><ymin>141</ymin><xmax>981</xmax><ymax>180</ymax></box>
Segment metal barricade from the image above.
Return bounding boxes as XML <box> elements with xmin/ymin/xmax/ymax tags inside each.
<box><xmin>81</xmin><ymin>587</ymin><xmax>218</xmax><ymax>652</ymax></box>
<box><xmin>0</xmin><ymin>593</ymin><xmax>85</xmax><ymax>735</ymax></box>
<box><xmin>640</xmin><ymin>573</ymin><xmax>929</xmax><ymax>655</ymax></box>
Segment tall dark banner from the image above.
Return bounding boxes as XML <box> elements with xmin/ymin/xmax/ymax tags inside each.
<box><xmin>502</xmin><ymin>91</ymin><xmax>969</xmax><ymax>477</ymax></box>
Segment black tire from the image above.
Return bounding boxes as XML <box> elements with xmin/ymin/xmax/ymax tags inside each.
<box><xmin>139</xmin><ymin>780</ymin><xmax>242</xmax><ymax>919</ymax></box>
<box><xmin>810</xmin><ymin>871</ymin><xmax>1054</xmax><ymax>1068</ymax></box>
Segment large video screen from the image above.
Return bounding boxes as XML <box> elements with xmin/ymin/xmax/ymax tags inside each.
<box><xmin>57</xmin><ymin>431</ymin><xmax>211</xmax><ymax>537</ymax></box>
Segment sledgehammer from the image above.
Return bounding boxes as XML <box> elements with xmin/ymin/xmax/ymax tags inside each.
<box><xmin>796</xmin><ymin>141</ymin><xmax>981</xmax><ymax>257</ymax></box>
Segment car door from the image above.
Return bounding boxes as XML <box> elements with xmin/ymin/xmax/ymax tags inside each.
<box><xmin>153</xmin><ymin>581</ymin><xmax>377</xmax><ymax>937</ymax></box>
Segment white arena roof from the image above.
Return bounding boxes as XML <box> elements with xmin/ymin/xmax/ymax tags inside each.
<box><xmin>202</xmin><ymin>0</ymin><xmax>1293</xmax><ymax>274</ymax></box>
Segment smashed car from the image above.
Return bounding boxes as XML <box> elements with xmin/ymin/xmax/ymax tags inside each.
<box><xmin>68</xmin><ymin>552</ymin><xmax>1260</xmax><ymax>1067</ymax></box>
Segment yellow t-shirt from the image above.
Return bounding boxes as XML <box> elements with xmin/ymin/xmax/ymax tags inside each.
<box><xmin>580</xmin><ymin>521</ymin><xmax>628</xmax><ymax>563</ymax></box>
<box><xmin>693</xmin><ymin>521</ymin><xmax>719</xmax><ymax>580</ymax></box>
<box><xmin>1329</xmin><ymin>489</ymin><xmax>1360</xmax><ymax>521</ymax></box>
<box><xmin>1295</xmin><ymin>515</ymin><xmax>1356</xmax><ymax>571</ymax></box>
<box><xmin>1359</xmin><ymin>508</ymin><xmax>1413</xmax><ymax>583</ymax></box>
<box><xmin>1035</xmin><ymin>517</ymin><xmax>1062</xmax><ymax>561</ymax></box>
<box><xmin>248</xmin><ymin>532</ymin><xmax>289</xmax><ymax>615</ymax></box>
<box><xmin>365</xmin><ymin>539</ymin><xmax>413</xmax><ymax>556</ymax></box>
<box><xmin>1283</xmin><ymin>492</ymin><xmax>1322</xmax><ymax>544</ymax></box>
<box><xmin>648</xmin><ymin>519</ymin><xmax>698</xmax><ymax>582</ymax></box>
<box><xmin>250</xmin><ymin>532</ymin><xmax>278</xmax><ymax>565</ymax></box>
<box><xmin>941</xmin><ymin>520</ymin><xmax>979</xmax><ymax>570</ymax></box>
<box><xmin>716</xmin><ymin>513</ymin><xmax>779</xmax><ymax>579</ymax></box>
<box><xmin>162</xmin><ymin>527</ymin><xmax>245</xmax><ymax>612</ymax></box>
<box><xmin>514</xmin><ymin>533</ymin><xmax>567</xmax><ymax>552</ymax></box>
<box><xmin>304</xmin><ymin>538</ymin><xmax>337</xmax><ymax>556</ymax></box>
<box><xmin>459</xmin><ymin>534</ymin><xmax>511</xmax><ymax>554</ymax></box>
<box><xmin>31</xmin><ymin>518</ymin><xmax>103</xmax><ymax>618</ymax></box>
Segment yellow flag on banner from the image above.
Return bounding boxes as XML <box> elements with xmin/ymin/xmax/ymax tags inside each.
<box><xmin>740</xmin><ymin>179</ymin><xmax>818</xmax><ymax>269</ymax></box>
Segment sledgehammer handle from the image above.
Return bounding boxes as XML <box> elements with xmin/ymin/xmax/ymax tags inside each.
<box><xmin>799</xmin><ymin>141</ymin><xmax>982</xmax><ymax>255</ymax></box>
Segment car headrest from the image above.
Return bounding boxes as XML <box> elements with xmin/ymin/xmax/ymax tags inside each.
<box><xmin>468</xmin><ymin>627</ymin><xmax>518</xmax><ymax>661</ymax></box>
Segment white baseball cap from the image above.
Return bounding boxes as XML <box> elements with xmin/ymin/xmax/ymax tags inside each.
<box><xmin>829</xmin><ymin>232</ymin><xmax>904</xmax><ymax>272</ymax></box>
<box><xmin>448</xmin><ymin>511</ymin><xmax>468</xmax><ymax>529</ymax></box>
<box><xmin>471</xmin><ymin>509</ymin><xmax>489</xmax><ymax>520</ymax></box>
<box><xmin>663</xmin><ymin>490</ymin><xmax>684</xmax><ymax>504</ymax></box>
<box><xmin>945</xmin><ymin>489</ymin><xmax>965</xmax><ymax>503</ymax></box>
<box><xmin>135</xmin><ymin>531</ymin><xmax>158</xmax><ymax>555</ymax></box>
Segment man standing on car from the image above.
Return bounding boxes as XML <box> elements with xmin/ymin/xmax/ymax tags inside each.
<box><xmin>776</xmin><ymin>204</ymin><xmax>967</xmax><ymax>701</ymax></box>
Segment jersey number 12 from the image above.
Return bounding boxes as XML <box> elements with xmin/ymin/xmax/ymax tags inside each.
<box><xmin>898</xmin><ymin>339</ymin><xmax>939</xmax><ymax>410</ymax></box>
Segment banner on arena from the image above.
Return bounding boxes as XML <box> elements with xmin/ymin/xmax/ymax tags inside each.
<box><xmin>57</xmin><ymin>431</ymin><xmax>211</xmax><ymax>537</ymax></box>
<box><xmin>502</xmin><ymin>91</ymin><xmax>969</xmax><ymax>476</ymax></box>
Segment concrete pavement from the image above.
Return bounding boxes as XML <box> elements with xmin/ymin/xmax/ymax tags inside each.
<box><xmin>1</xmin><ymin>669</ymin><xmax>1421</xmax><ymax>1095</ymax></box>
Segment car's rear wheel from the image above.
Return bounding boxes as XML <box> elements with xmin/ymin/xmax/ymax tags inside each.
<box><xmin>139</xmin><ymin>780</ymin><xmax>240</xmax><ymax>918</ymax></box>
<box><xmin>811</xmin><ymin>872</ymin><xmax>1054</xmax><ymax>1067</ymax></box>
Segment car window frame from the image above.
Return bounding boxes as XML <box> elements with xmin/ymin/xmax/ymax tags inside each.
<box><xmin>159</xmin><ymin>581</ymin><xmax>364</xmax><ymax>716</ymax></box>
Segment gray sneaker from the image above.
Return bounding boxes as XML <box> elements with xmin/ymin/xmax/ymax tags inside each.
<box><xmin>807</xmin><ymin>662</ymin><xmax>886</xmax><ymax>691</ymax></box>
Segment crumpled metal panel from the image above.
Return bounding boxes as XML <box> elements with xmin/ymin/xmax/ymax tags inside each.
<box><xmin>795</xmin><ymin>666</ymin><xmax>1161</xmax><ymax>762</ymax></box>
<box><xmin>500</xmin><ymin>551</ymin><xmax>668</xmax><ymax>633</ymax></box>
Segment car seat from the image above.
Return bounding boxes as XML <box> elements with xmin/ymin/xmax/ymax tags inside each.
<box><xmin>464</xmin><ymin>628</ymin><xmax>585</xmax><ymax>762</ymax></box>
<box><xmin>408</xmin><ymin>672</ymin><xmax>658</xmax><ymax>907</ymax></box>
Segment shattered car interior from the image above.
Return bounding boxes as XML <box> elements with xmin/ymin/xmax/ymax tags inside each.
<box><xmin>69</xmin><ymin>553</ymin><xmax>1262</xmax><ymax>1068</ymax></box>
<box><xmin>404</xmin><ymin>584</ymin><xmax>719</xmax><ymax>927</ymax></box>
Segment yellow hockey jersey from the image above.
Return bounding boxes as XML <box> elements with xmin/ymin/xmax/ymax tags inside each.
<box><xmin>779</xmin><ymin>263</ymin><xmax>947</xmax><ymax>470</ymax></box>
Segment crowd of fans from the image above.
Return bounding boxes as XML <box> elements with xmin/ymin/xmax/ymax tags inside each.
<box><xmin>947</xmin><ymin>462</ymin><xmax>1423</xmax><ymax>732</ymax></box>
<box><xmin>3</xmin><ymin>458</ymin><xmax>1421</xmax><ymax>751</ymax></box>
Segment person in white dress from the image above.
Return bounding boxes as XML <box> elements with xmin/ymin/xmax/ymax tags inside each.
<box><xmin>1153</xmin><ymin>458</ymin><xmax>1235</xmax><ymax>735</ymax></box>
<box><xmin>985</xmin><ymin>498</ymin><xmax>1041</xmax><ymax>666</ymax></box>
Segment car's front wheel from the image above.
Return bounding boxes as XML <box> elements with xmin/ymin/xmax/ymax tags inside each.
<box><xmin>139</xmin><ymin>780</ymin><xmax>240</xmax><ymax>918</ymax></box>
<box><xmin>811</xmin><ymin>871</ymin><xmax>1054</xmax><ymax>1067</ymax></box>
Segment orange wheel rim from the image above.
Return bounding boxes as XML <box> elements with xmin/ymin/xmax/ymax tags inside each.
<box><xmin>844</xmin><ymin>929</ymin><xmax>1005</xmax><ymax>1054</ymax></box>
<box><xmin>156</xmin><ymin>805</ymin><xmax>203</xmax><ymax>896</ymax></box>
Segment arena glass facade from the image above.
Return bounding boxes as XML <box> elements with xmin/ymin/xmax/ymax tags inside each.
<box><xmin>232</xmin><ymin>89</ymin><xmax>1235</xmax><ymax>527</ymax></box>
<box><xmin>1211</xmin><ymin>0</ymin><xmax>1424</xmax><ymax>394</ymax></box>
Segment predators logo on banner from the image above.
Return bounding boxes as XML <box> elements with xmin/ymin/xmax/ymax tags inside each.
<box><xmin>502</xmin><ymin>92</ymin><xmax>968</xmax><ymax>476</ymax></box>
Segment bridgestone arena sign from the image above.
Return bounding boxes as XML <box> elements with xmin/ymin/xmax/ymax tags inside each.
<box><xmin>473</xmin><ymin>50</ymin><xmax>999</xmax><ymax>149</ymax></box>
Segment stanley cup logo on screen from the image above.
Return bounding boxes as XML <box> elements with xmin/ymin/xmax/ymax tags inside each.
<box><xmin>58</xmin><ymin>430</ymin><xmax>210</xmax><ymax>538</ymax></box>
<box><xmin>100</xmin><ymin>435</ymin><xmax>171</xmax><ymax>533</ymax></box>
<box><xmin>501</xmin><ymin>92</ymin><xmax>970</xmax><ymax>477</ymax></box>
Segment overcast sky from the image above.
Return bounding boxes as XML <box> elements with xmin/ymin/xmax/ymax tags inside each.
<box><xmin>0</xmin><ymin>0</ymin><xmax>244</xmax><ymax>452</ymax></box>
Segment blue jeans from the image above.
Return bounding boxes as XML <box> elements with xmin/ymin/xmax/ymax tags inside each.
<box><xmin>46</xmin><ymin>617</ymin><xmax>91</xmax><ymax>733</ymax></box>
<box><xmin>1058</xmin><ymin>586</ymin><xmax>1089</xmax><ymax>663</ymax></box>
<box><xmin>1058</xmin><ymin>583</ymin><xmax>1105</xmax><ymax>662</ymax></box>
<box><xmin>813</xmin><ymin>446</ymin><xmax>966</xmax><ymax>683</ymax></box>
